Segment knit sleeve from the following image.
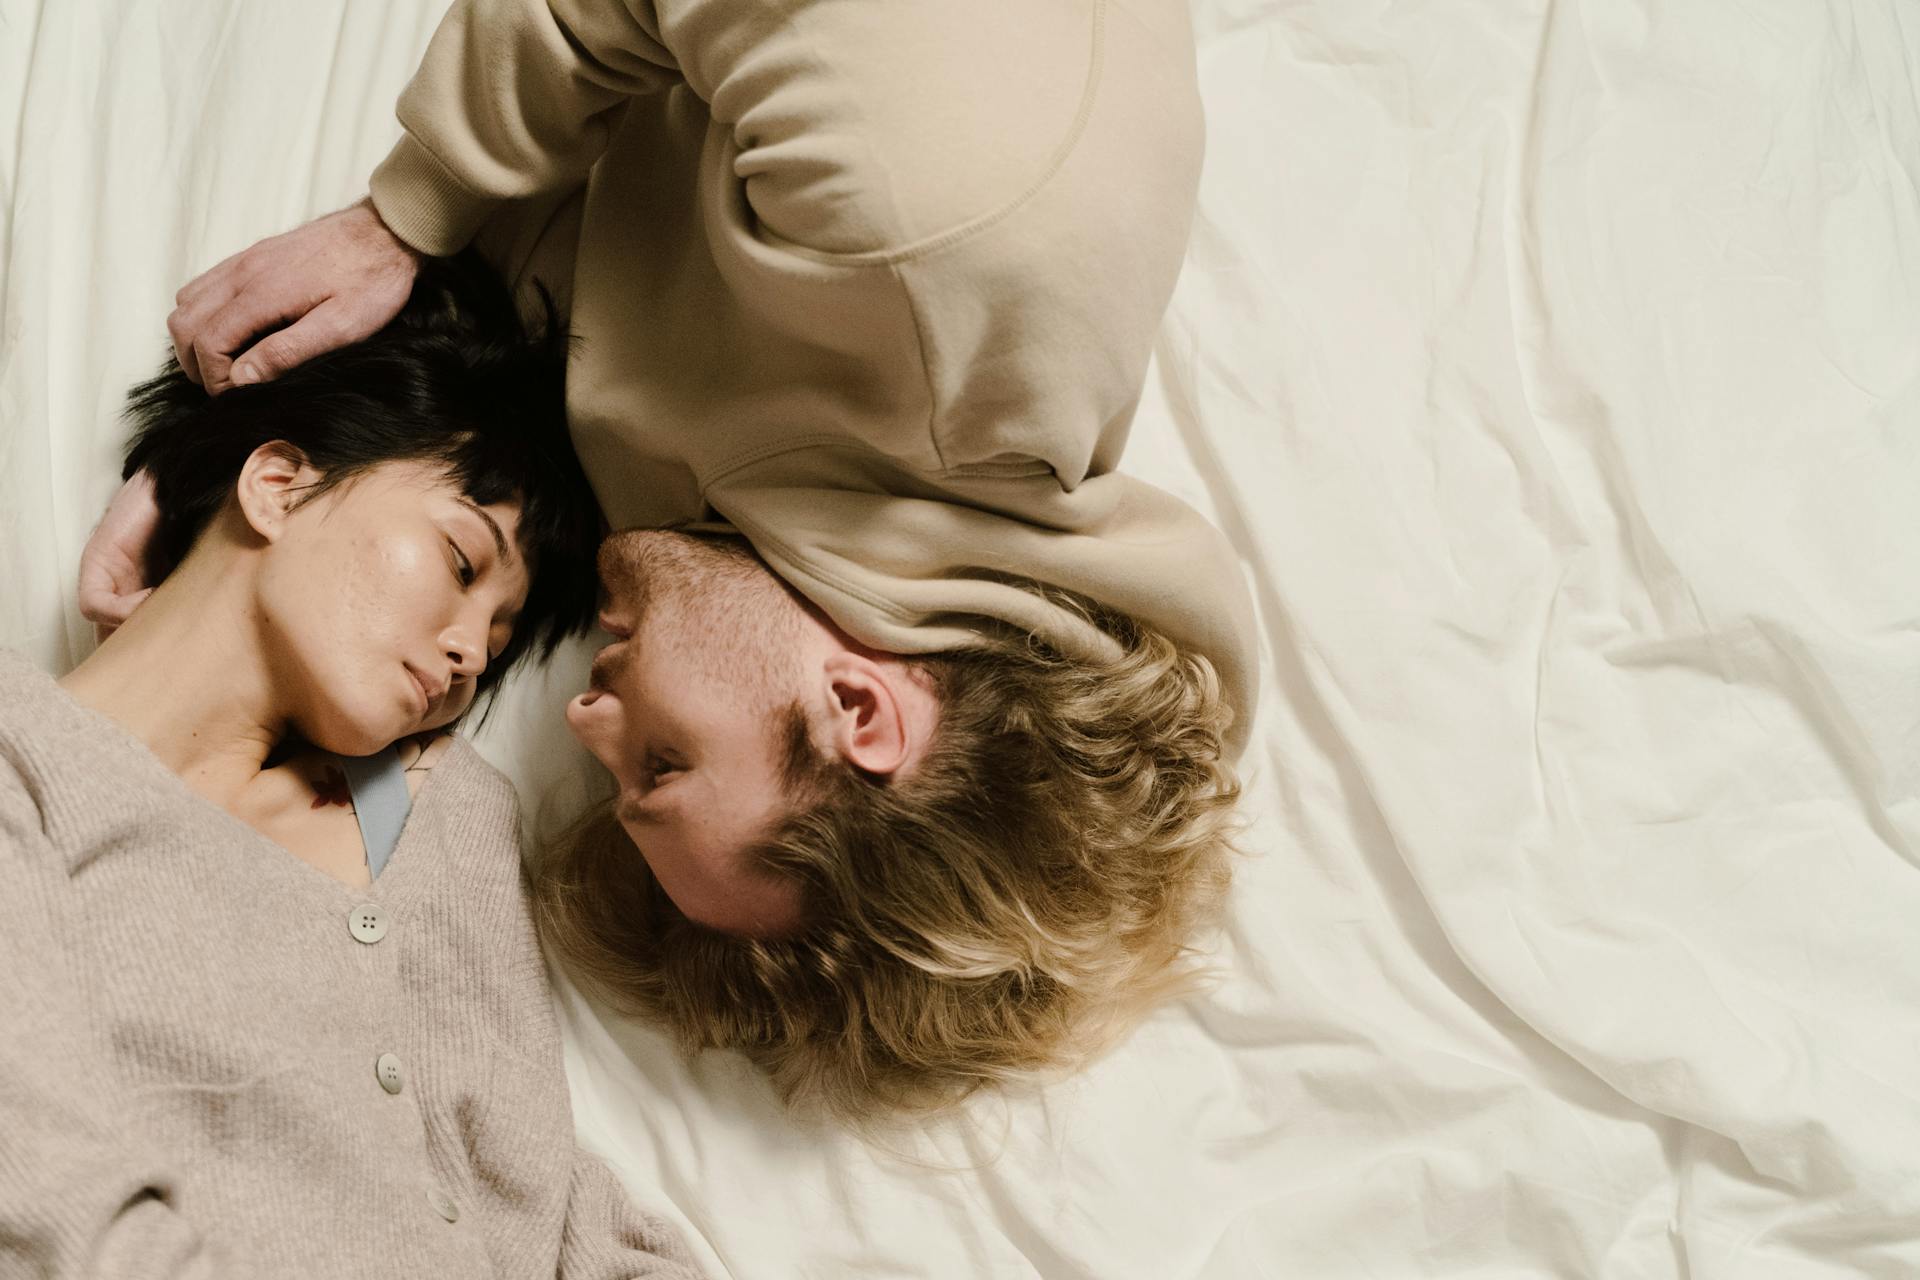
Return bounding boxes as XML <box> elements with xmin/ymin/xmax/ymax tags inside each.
<box><xmin>555</xmin><ymin>1149</ymin><xmax>707</xmax><ymax>1280</ymax></box>
<box><xmin>368</xmin><ymin>0</ymin><xmax>680</xmax><ymax>256</ymax></box>
<box><xmin>0</xmin><ymin>758</ymin><xmax>231</xmax><ymax>1277</ymax></box>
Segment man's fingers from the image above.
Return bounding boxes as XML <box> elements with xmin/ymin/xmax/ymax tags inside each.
<box><xmin>174</xmin><ymin>243</ymin><xmax>251</xmax><ymax>309</ymax></box>
<box><xmin>168</xmin><ymin>258</ymin><xmax>251</xmax><ymax>386</ymax></box>
<box><xmin>75</xmin><ymin>555</ymin><xmax>121</xmax><ymax>624</ymax></box>
<box><xmin>76</xmin><ymin>471</ymin><xmax>162</xmax><ymax>626</ymax></box>
<box><xmin>167</xmin><ymin>302</ymin><xmax>208</xmax><ymax>387</ymax></box>
<box><xmin>77</xmin><ymin>551</ymin><xmax>150</xmax><ymax>625</ymax></box>
<box><xmin>168</xmin><ymin>239</ymin><xmax>307</xmax><ymax>388</ymax></box>
<box><xmin>170</xmin><ymin>282</ymin><xmax>250</xmax><ymax>389</ymax></box>
<box><xmin>223</xmin><ymin>298</ymin><xmax>365</xmax><ymax>391</ymax></box>
<box><xmin>190</xmin><ymin>283</ymin><xmax>319</xmax><ymax>395</ymax></box>
<box><xmin>164</xmin><ymin>198</ymin><xmax>418</xmax><ymax>394</ymax></box>
<box><xmin>229</xmin><ymin>300</ymin><xmax>365</xmax><ymax>387</ymax></box>
<box><xmin>84</xmin><ymin>588</ymin><xmax>152</xmax><ymax>634</ymax></box>
<box><xmin>105</xmin><ymin>468</ymin><xmax>163</xmax><ymax>544</ymax></box>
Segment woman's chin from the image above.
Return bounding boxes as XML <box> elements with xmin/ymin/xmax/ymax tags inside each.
<box><xmin>302</xmin><ymin>714</ymin><xmax>410</xmax><ymax>760</ymax></box>
<box><xmin>418</xmin><ymin>704</ymin><xmax>465</xmax><ymax>736</ymax></box>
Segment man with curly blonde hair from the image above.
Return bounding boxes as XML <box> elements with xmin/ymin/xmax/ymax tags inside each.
<box><xmin>548</xmin><ymin>534</ymin><xmax>1244</xmax><ymax>1116</ymax></box>
<box><xmin>105</xmin><ymin>0</ymin><xmax>1259</xmax><ymax>1118</ymax></box>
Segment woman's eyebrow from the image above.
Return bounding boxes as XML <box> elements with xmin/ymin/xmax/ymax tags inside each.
<box><xmin>454</xmin><ymin>497</ymin><xmax>514</xmax><ymax>566</ymax></box>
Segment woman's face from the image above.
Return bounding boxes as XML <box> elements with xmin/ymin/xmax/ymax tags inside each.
<box><xmin>252</xmin><ymin>460</ymin><xmax>529</xmax><ymax>756</ymax></box>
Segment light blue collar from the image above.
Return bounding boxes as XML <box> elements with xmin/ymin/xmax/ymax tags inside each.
<box><xmin>337</xmin><ymin>745</ymin><xmax>411</xmax><ymax>880</ymax></box>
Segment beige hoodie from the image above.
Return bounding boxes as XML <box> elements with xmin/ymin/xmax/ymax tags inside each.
<box><xmin>369</xmin><ymin>0</ymin><xmax>1258</xmax><ymax>750</ymax></box>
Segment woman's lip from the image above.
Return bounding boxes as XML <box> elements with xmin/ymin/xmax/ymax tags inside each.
<box><xmin>404</xmin><ymin>665</ymin><xmax>431</xmax><ymax>715</ymax></box>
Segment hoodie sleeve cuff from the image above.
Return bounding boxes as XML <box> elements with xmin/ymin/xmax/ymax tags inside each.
<box><xmin>368</xmin><ymin>134</ymin><xmax>501</xmax><ymax>258</ymax></box>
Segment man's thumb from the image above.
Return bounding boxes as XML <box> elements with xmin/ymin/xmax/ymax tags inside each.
<box><xmin>81</xmin><ymin>586</ymin><xmax>152</xmax><ymax>629</ymax></box>
<box><xmin>233</xmin><ymin>304</ymin><xmax>363</xmax><ymax>389</ymax></box>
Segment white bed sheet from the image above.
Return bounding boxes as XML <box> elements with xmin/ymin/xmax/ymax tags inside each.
<box><xmin>4</xmin><ymin>1</ymin><xmax>1918</xmax><ymax>1276</ymax></box>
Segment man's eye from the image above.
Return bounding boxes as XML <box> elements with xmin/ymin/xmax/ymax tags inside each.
<box><xmin>646</xmin><ymin>757</ymin><xmax>680</xmax><ymax>781</ymax></box>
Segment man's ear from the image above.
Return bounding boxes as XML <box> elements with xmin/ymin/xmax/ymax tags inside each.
<box><xmin>818</xmin><ymin>651</ymin><xmax>916</xmax><ymax>778</ymax></box>
<box><xmin>234</xmin><ymin>443</ymin><xmax>318</xmax><ymax>543</ymax></box>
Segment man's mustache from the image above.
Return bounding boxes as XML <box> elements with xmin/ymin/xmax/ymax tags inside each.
<box><xmin>586</xmin><ymin>642</ymin><xmax>631</xmax><ymax>692</ymax></box>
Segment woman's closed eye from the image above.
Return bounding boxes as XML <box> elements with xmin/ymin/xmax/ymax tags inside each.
<box><xmin>449</xmin><ymin>539</ymin><xmax>477</xmax><ymax>587</ymax></box>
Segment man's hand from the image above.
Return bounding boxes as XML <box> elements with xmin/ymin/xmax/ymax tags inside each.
<box><xmin>78</xmin><ymin>470</ymin><xmax>162</xmax><ymax>640</ymax></box>
<box><xmin>167</xmin><ymin>199</ymin><xmax>421</xmax><ymax>394</ymax></box>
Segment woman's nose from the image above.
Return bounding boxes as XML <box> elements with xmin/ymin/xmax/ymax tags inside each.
<box><xmin>441</xmin><ymin>626</ymin><xmax>485</xmax><ymax>677</ymax></box>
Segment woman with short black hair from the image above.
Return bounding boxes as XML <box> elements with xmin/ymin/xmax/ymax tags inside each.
<box><xmin>0</xmin><ymin>256</ymin><xmax>701</xmax><ymax>1277</ymax></box>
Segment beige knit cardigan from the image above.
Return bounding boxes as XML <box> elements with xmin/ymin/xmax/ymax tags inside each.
<box><xmin>0</xmin><ymin>651</ymin><xmax>702</xmax><ymax>1279</ymax></box>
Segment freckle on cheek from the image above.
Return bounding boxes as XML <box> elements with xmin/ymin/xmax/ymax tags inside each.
<box><xmin>375</xmin><ymin>534</ymin><xmax>425</xmax><ymax>574</ymax></box>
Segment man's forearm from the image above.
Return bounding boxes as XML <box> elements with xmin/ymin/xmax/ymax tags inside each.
<box><xmin>368</xmin><ymin>0</ymin><xmax>679</xmax><ymax>257</ymax></box>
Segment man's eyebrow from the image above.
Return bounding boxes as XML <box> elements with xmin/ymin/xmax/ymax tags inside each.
<box><xmin>454</xmin><ymin>497</ymin><xmax>514</xmax><ymax>566</ymax></box>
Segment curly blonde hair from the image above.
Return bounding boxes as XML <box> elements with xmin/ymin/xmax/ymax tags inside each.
<box><xmin>532</xmin><ymin>597</ymin><xmax>1242</xmax><ymax>1121</ymax></box>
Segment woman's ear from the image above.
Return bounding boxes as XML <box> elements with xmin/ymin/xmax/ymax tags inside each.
<box><xmin>233</xmin><ymin>443</ymin><xmax>318</xmax><ymax>543</ymax></box>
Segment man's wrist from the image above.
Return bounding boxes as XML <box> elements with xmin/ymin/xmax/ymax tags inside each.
<box><xmin>367</xmin><ymin>134</ymin><xmax>498</xmax><ymax>257</ymax></box>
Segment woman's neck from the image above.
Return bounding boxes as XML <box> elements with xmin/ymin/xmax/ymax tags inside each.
<box><xmin>58</xmin><ymin>548</ymin><xmax>288</xmax><ymax>808</ymax></box>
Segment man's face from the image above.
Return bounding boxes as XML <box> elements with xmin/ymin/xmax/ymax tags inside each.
<box><xmin>564</xmin><ymin>529</ymin><xmax>809</xmax><ymax>938</ymax></box>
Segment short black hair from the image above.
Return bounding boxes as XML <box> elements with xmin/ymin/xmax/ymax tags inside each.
<box><xmin>122</xmin><ymin>250</ymin><xmax>601</xmax><ymax>696</ymax></box>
